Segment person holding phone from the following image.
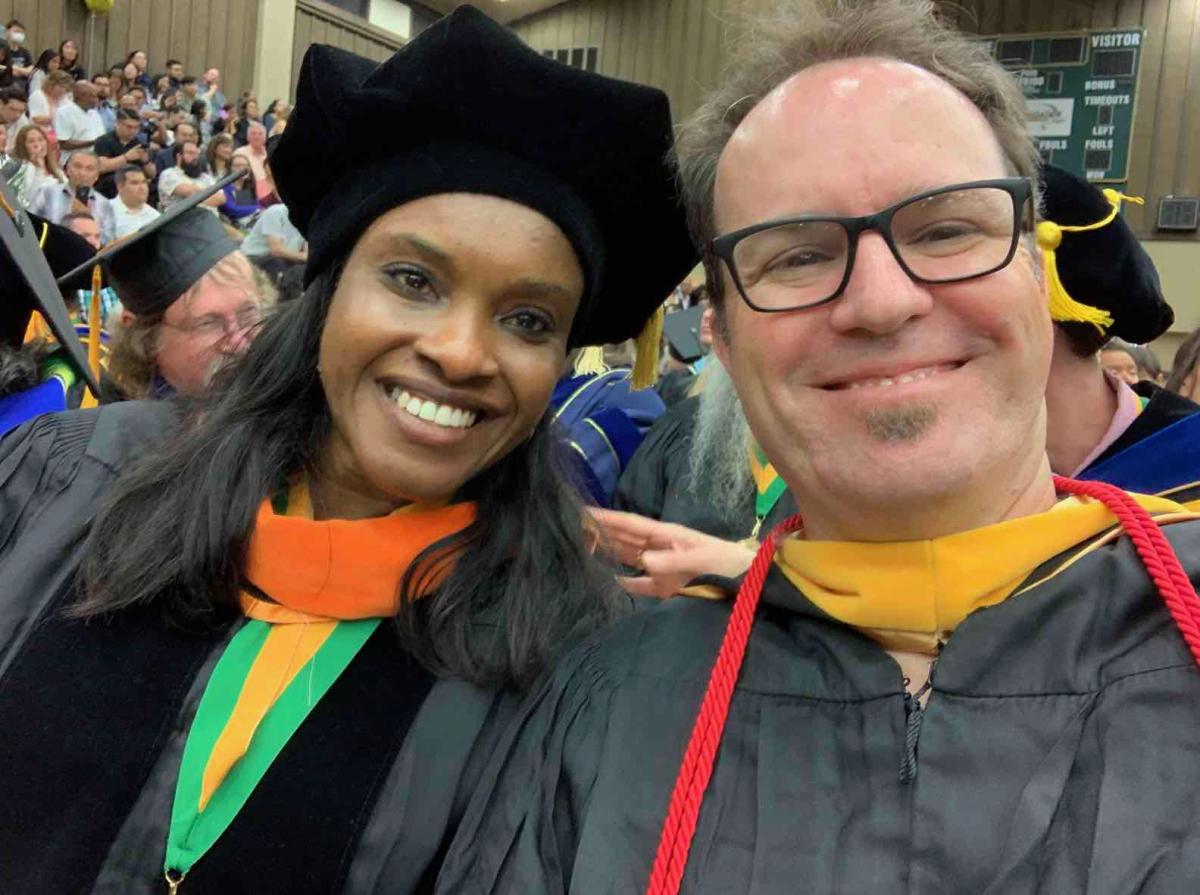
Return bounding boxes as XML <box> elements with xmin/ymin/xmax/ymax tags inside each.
<box><xmin>94</xmin><ymin>108</ymin><xmax>155</xmax><ymax>198</ymax></box>
<box><xmin>27</xmin><ymin>150</ymin><xmax>116</xmax><ymax>243</ymax></box>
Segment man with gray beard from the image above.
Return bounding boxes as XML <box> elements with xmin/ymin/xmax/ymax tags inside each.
<box><xmin>605</xmin><ymin>358</ymin><xmax>796</xmax><ymax>597</ymax></box>
<box><xmin>613</xmin><ymin>358</ymin><xmax>791</xmax><ymax>539</ymax></box>
<box><xmin>439</xmin><ymin>1</ymin><xmax>1200</xmax><ymax>891</ymax></box>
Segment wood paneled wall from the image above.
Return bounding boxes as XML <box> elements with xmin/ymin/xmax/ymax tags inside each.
<box><xmin>511</xmin><ymin>0</ymin><xmax>1200</xmax><ymax>238</ymax></box>
<box><xmin>511</xmin><ymin>0</ymin><xmax>760</xmax><ymax>124</ymax></box>
<box><xmin>292</xmin><ymin>0</ymin><xmax>402</xmax><ymax>90</ymax></box>
<box><xmin>0</xmin><ymin>0</ymin><xmax>261</xmax><ymax>102</ymax></box>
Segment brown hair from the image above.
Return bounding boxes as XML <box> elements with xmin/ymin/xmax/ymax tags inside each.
<box><xmin>206</xmin><ymin>133</ymin><xmax>235</xmax><ymax>177</ymax></box>
<box><xmin>107</xmin><ymin>252</ymin><xmax>273</xmax><ymax>399</ymax></box>
<box><xmin>674</xmin><ymin>0</ymin><xmax>1038</xmax><ymax>310</ymax></box>
<box><xmin>105</xmin><ymin>309</ymin><xmax>163</xmax><ymax>400</ymax></box>
<box><xmin>41</xmin><ymin>69</ymin><xmax>74</xmax><ymax>93</ymax></box>
<box><xmin>13</xmin><ymin>124</ymin><xmax>64</xmax><ymax>180</ymax></box>
<box><xmin>1167</xmin><ymin>328</ymin><xmax>1200</xmax><ymax>396</ymax></box>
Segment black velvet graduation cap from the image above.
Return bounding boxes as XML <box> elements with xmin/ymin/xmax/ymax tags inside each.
<box><xmin>271</xmin><ymin>5</ymin><xmax>697</xmax><ymax>349</ymax></box>
<box><xmin>1038</xmin><ymin>165</ymin><xmax>1172</xmax><ymax>344</ymax></box>
<box><xmin>0</xmin><ymin>192</ymin><xmax>98</xmax><ymax>393</ymax></box>
<box><xmin>58</xmin><ymin>171</ymin><xmax>242</xmax><ymax>316</ymax></box>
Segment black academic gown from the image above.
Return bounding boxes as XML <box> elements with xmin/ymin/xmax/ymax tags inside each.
<box><xmin>438</xmin><ymin>505</ymin><xmax>1200</xmax><ymax>894</ymax></box>
<box><xmin>0</xmin><ymin>404</ymin><xmax>518</xmax><ymax>895</ymax></box>
<box><xmin>613</xmin><ymin>396</ymin><xmax>797</xmax><ymax>541</ymax></box>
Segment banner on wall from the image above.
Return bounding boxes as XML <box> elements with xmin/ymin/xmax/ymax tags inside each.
<box><xmin>975</xmin><ymin>28</ymin><xmax>1145</xmax><ymax>184</ymax></box>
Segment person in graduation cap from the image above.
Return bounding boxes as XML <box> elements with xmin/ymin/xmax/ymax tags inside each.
<box><xmin>0</xmin><ymin>7</ymin><xmax>695</xmax><ymax>894</ymax></box>
<box><xmin>606</xmin><ymin>162</ymin><xmax>1200</xmax><ymax>595</ymax></box>
<box><xmin>550</xmin><ymin>339</ymin><xmax>666</xmax><ymax>508</ymax></box>
<box><xmin>0</xmin><ymin>202</ymin><xmax>101</xmax><ymax>436</ymax></box>
<box><xmin>86</xmin><ymin>192</ymin><xmax>265</xmax><ymax>401</ymax></box>
<box><xmin>437</xmin><ymin>2</ymin><xmax>1200</xmax><ymax>893</ymax></box>
<box><xmin>1038</xmin><ymin>164</ymin><xmax>1200</xmax><ymax>494</ymax></box>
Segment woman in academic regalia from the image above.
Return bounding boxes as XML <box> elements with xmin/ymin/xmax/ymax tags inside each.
<box><xmin>0</xmin><ymin>8</ymin><xmax>695</xmax><ymax>894</ymax></box>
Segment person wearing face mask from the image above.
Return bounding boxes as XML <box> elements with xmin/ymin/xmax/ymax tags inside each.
<box><xmin>0</xmin><ymin>9</ymin><xmax>696</xmax><ymax>894</ymax></box>
<box><xmin>3</xmin><ymin>20</ymin><xmax>33</xmax><ymax>91</ymax></box>
<box><xmin>158</xmin><ymin>138</ymin><xmax>219</xmax><ymax>214</ymax></box>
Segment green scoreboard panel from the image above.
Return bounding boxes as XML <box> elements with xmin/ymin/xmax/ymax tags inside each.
<box><xmin>975</xmin><ymin>29</ymin><xmax>1144</xmax><ymax>184</ymax></box>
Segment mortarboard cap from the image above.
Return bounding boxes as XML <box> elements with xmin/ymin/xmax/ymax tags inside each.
<box><xmin>58</xmin><ymin>171</ymin><xmax>243</xmax><ymax>317</ymax></box>
<box><xmin>663</xmin><ymin>305</ymin><xmax>707</xmax><ymax>365</ymax></box>
<box><xmin>271</xmin><ymin>5</ymin><xmax>697</xmax><ymax>353</ymax></box>
<box><xmin>0</xmin><ymin>185</ymin><xmax>99</xmax><ymax>394</ymax></box>
<box><xmin>1036</xmin><ymin>165</ymin><xmax>1172</xmax><ymax>344</ymax></box>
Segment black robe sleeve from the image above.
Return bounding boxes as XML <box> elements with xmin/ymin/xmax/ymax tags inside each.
<box><xmin>434</xmin><ymin>637</ymin><xmax>623</xmax><ymax>895</ymax></box>
<box><xmin>0</xmin><ymin>403</ymin><xmax>176</xmax><ymax>670</ymax></box>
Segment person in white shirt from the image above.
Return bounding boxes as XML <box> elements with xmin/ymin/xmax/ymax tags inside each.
<box><xmin>27</xmin><ymin>151</ymin><xmax>117</xmax><ymax>244</ymax></box>
<box><xmin>158</xmin><ymin>140</ymin><xmax>222</xmax><ymax>215</ymax></box>
<box><xmin>28</xmin><ymin>70</ymin><xmax>73</xmax><ymax>130</ymax></box>
<box><xmin>55</xmin><ymin>82</ymin><xmax>107</xmax><ymax>164</ymax></box>
<box><xmin>111</xmin><ymin>165</ymin><xmax>161</xmax><ymax>238</ymax></box>
<box><xmin>9</xmin><ymin>123</ymin><xmax>65</xmax><ymax>208</ymax></box>
<box><xmin>240</xmin><ymin>202</ymin><xmax>306</xmax><ymax>281</ymax></box>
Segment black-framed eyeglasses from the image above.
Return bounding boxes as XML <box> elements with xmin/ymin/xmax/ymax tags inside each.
<box><xmin>710</xmin><ymin>177</ymin><xmax>1033</xmax><ymax>313</ymax></box>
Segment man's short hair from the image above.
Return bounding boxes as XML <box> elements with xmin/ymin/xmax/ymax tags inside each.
<box><xmin>173</xmin><ymin>138</ymin><xmax>199</xmax><ymax>157</ymax></box>
<box><xmin>180</xmin><ymin>75</ymin><xmax>196</xmax><ymax>86</ymax></box>
<box><xmin>4</xmin><ymin>19</ymin><xmax>23</xmax><ymax>31</ymax></box>
<box><xmin>674</xmin><ymin>0</ymin><xmax>1037</xmax><ymax>315</ymax></box>
<box><xmin>116</xmin><ymin>107</ymin><xmax>140</xmax><ymax>123</ymax></box>
<box><xmin>0</xmin><ymin>86</ymin><xmax>25</xmax><ymax>105</ymax></box>
<box><xmin>166</xmin><ymin>58</ymin><xmax>182</xmax><ymax>68</ymax></box>
<box><xmin>115</xmin><ymin>164</ymin><xmax>145</xmax><ymax>186</ymax></box>
<box><xmin>174</xmin><ymin>120</ymin><xmax>197</xmax><ymax>135</ymax></box>
<box><xmin>62</xmin><ymin>211</ymin><xmax>96</xmax><ymax>226</ymax></box>
<box><xmin>67</xmin><ymin>150</ymin><xmax>97</xmax><ymax>167</ymax></box>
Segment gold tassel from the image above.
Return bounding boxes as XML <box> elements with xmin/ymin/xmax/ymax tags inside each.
<box><xmin>1035</xmin><ymin>188</ymin><xmax>1144</xmax><ymax>334</ymax></box>
<box><xmin>23</xmin><ymin>311</ymin><xmax>51</xmax><ymax>343</ymax></box>
<box><xmin>631</xmin><ymin>305</ymin><xmax>664</xmax><ymax>390</ymax></box>
<box><xmin>81</xmin><ymin>264</ymin><xmax>103</xmax><ymax>409</ymax></box>
<box><xmin>573</xmin><ymin>345</ymin><xmax>607</xmax><ymax>376</ymax></box>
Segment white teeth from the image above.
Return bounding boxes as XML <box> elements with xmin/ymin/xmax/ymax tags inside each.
<box><xmin>844</xmin><ymin>366</ymin><xmax>943</xmax><ymax>391</ymax></box>
<box><xmin>385</xmin><ymin>386</ymin><xmax>478</xmax><ymax>429</ymax></box>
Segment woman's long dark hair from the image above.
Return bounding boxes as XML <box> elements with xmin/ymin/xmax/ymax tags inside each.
<box><xmin>33</xmin><ymin>49</ymin><xmax>58</xmax><ymax>74</ymax></box>
<box><xmin>77</xmin><ymin>259</ymin><xmax>625</xmax><ymax>689</ymax></box>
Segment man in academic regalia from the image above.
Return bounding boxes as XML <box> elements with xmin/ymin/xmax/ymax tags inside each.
<box><xmin>1038</xmin><ymin>165</ymin><xmax>1200</xmax><ymax>494</ymax></box>
<box><xmin>437</xmin><ymin>2</ymin><xmax>1200</xmax><ymax>892</ymax></box>
<box><xmin>60</xmin><ymin>174</ymin><xmax>265</xmax><ymax>401</ymax></box>
<box><xmin>606</xmin><ymin>165</ymin><xmax>1200</xmax><ymax>592</ymax></box>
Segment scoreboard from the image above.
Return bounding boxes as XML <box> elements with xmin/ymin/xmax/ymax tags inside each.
<box><xmin>975</xmin><ymin>28</ymin><xmax>1144</xmax><ymax>184</ymax></box>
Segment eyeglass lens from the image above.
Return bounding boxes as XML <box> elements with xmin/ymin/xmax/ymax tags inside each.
<box><xmin>730</xmin><ymin>186</ymin><xmax>1019</xmax><ymax>311</ymax></box>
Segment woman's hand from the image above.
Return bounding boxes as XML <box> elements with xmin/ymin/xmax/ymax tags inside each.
<box><xmin>589</xmin><ymin>507</ymin><xmax>756</xmax><ymax>598</ymax></box>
